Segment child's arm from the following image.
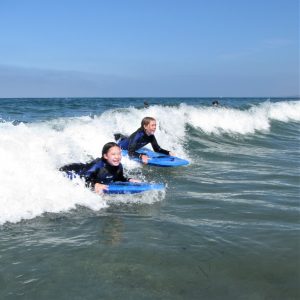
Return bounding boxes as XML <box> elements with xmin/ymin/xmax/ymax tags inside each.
<box><xmin>94</xmin><ymin>183</ymin><xmax>108</xmax><ymax>193</ymax></box>
<box><xmin>150</xmin><ymin>135</ymin><xmax>171</xmax><ymax>155</ymax></box>
<box><xmin>128</xmin><ymin>178</ymin><xmax>141</xmax><ymax>183</ymax></box>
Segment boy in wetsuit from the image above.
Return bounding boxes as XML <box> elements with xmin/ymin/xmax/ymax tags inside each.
<box><xmin>114</xmin><ymin>117</ymin><xmax>174</xmax><ymax>164</ymax></box>
<box><xmin>59</xmin><ymin>142</ymin><xmax>139</xmax><ymax>193</ymax></box>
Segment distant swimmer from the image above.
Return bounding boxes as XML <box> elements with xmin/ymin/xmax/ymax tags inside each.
<box><xmin>59</xmin><ymin>142</ymin><xmax>140</xmax><ymax>194</ymax></box>
<box><xmin>212</xmin><ymin>100</ymin><xmax>220</xmax><ymax>107</ymax></box>
<box><xmin>143</xmin><ymin>101</ymin><xmax>149</xmax><ymax>108</ymax></box>
<box><xmin>114</xmin><ymin>117</ymin><xmax>174</xmax><ymax>164</ymax></box>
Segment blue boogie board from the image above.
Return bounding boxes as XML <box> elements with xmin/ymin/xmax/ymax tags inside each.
<box><xmin>122</xmin><ymin>148</ymin><xmax>189</xmax><ymax>167</ymax></box>
<box><xmin>104</xmin><ymin>182</ymin><xmax>164</xmax><ymax>194</ymax></box>
<box><xmin>63</xmin><ymin>171</ymin><xmax>164</xmax><ymax>194</ymax></box>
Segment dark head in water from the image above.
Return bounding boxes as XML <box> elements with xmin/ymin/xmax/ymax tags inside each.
<box><xmin>212</xmin><ymin>100</ymin><xmax>219</xmax><ymax>107</ymax></box>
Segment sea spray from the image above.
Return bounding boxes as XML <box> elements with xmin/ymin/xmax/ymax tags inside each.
<box><xmin>184</xmin><ymin>100</ymin><xmax>300</xmax><ymax>134</ymax></box>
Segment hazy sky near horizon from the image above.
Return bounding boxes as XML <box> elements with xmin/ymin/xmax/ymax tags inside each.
<box><xmin>0</xmin><ymin>0</ymin><xmax>299</xmax><ymax>97</ymax></box>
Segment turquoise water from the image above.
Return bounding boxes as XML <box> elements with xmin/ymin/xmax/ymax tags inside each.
<box><xmin>0</xmin><ymin>98</ymin><xmax>299</xmax><ymax>299</ymax></box>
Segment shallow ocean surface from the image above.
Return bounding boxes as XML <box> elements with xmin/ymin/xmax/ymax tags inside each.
<box><xmin>0</xmin><ymin>97</ymin><xmax>299</xmax><ymax>299</ymax></box>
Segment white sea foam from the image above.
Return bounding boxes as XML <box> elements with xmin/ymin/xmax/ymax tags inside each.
<box><xmin>185</xmin><ymin>100</ymin><xmax>300</xmax><ymax>134</ymax></box>
<box><xmin>0</xmin><ymin>122</ymin><xmax>109</xmax><ymax>225</ymax></box>
<box><xmin>0</xmin><ymin>100</ymin><xmax>298</xmax><ymax>224</ymax></box>
<box><xmin>0</xmin><ymin>110</ymin><xmax>173</xmax><ymax>225</ymax></box>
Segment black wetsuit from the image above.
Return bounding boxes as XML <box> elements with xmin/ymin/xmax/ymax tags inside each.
<box><xmin>117</xmin><ymin>128</ymin><xmax>170</xmax><ymax>158</ymax></box>
<box><xmin>59</xmin><ymin>158</ymin><xmax>129</xmax><ymax>188</ymax></box>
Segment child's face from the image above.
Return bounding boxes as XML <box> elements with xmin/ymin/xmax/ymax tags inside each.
<box><xmin>103</xmin><ymin>146</ymin><xmax>122</xmax><ymax>166</ymax></box>
<box><xmin>144</xmin><ymin>120</ymin><xmax>157</xmax><ymax>135</ymax></box>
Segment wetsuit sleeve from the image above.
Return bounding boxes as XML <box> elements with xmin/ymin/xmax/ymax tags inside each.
<box><xmin>128</xmin><ymin>129</ymin><xmax>144</xmax><ymax>158</ymax></box>
<box><xmin>150</xmin><ymin>135</ymin><xmax>170</xmax><ymax>155</ymax></box>
<box><xmin>83</xmin><ymin>159</ymin><xmax>104</xmax><ymax>187</ymax></box>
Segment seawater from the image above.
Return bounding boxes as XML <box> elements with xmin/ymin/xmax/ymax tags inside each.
<box><xmin>0</xmin><ymin>98</ymin><xmax>299</xmax><ymax>299</ymax></box>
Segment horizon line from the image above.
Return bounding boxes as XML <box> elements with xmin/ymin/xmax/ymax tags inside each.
<box><xmin>0</xmin><ymin>96</ymin><xmax>299</xmax><ymax>99</ymax></box>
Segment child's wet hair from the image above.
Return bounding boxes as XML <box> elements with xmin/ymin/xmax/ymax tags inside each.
<box><xmin>141</xmin><ymin>116</ymin><xmax>156</xmax><ymax>128</ymax></box>
<box><xmin>102</xmin><ymin>142</ymin><xmax>120</xmax><ymax>157</ymax></box>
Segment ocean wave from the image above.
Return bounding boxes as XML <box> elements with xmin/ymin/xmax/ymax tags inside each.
<box><xmin>0</xmin><ymin>99</ymin><xmax>298</xmax><ymax>224</ymax></box>
<box><xmin>185</xmin><ymin>100</ymin><xmax>300</xmax><ymax>135</ymax></box>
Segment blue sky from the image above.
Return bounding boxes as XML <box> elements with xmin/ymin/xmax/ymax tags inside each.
<box><xmin>0</xmin><ymin>0</ymin><xmax>299</xmax><ymax>97</ymax></box>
